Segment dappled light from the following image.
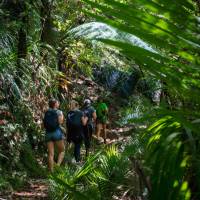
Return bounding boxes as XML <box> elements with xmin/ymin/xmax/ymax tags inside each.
<box><xmin>69</xmin><ymin>22</ymin><xmax>156</xmax><ymax>53</ymax></box>
<box><xmin>0</xmin><ymin>0</ymin><xmax>200</xmax><ymax>200</ymax></box>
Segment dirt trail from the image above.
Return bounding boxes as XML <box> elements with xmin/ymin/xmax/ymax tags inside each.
<box><xmin>9</xmin><ymin>180</ymin><xmax>48</xmax><ymax>200</ymax></box>
<box><xmin>5</xmin><ymin>76</ymin><xmax>133</xmax><ymax>199</ymax></box>
<box><xmin>5</xmin><ymin>126</ymin><xmax>133</xmax><ymax>200</ymax></box>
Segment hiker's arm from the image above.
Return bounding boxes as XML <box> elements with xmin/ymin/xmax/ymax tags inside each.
<box><xmin>92</xmin><ymin>111</ymin><xmax>97</xmax><ymax>121</ymax></box>
<box><xmin>58</xmin><ymin>111</ymin><xmax>64</xmax><ymax>124</ymax></box>
<box><xmin>42</xmin><ymin>115</ymin><xmax>45</xmax><ymax>128</ymax></box>
<box><xmin>81</xmin><ymin>116</ymin><xmax>88</xmax><ymax>126</ymax></box>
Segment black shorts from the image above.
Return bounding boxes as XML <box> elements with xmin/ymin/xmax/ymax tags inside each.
<box><xmin>67</xmin><ymin>125</ymin><xmax>84</xmax><ymax>143</ymax></box>
<box><xmin>83</xmin><ymin>124</ymin><xmax>93</xmax><ymax>149</ymax></box>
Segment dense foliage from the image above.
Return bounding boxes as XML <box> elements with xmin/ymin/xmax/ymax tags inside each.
<box><xmin>79</xmin><ymin>0</ymin><xmax>200</xmax><ymax>199</ymax></box>
<box><xmin>0</xmin><ymin>0</ymin><xmax>200</xmax><ymax>200</ymax></box>
<box><xmin>0</xmin><ymin>0</ymin><xmax>87</xmax><ymax>191</ymax></box>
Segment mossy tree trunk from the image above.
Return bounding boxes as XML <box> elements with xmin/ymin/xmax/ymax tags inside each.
<box><xmin>16</xmin><ymin>1</ymin><xmax>28</xmax><ymax>87</ymax></box>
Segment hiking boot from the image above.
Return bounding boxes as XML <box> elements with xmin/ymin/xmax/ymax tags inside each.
<box><xmin>71</xmin><ymin>158</ymin><xmax>77</xmax><ymax>164</ymax></box>
<box><xmin>76</xmin><ymin>160</ymin><xmax>84</xmax><ymax>167</ymax></box>
<box><xmin>97</xmin><ymin>139</ymin><xmax>103</xmax><ymax>145</ymax></box>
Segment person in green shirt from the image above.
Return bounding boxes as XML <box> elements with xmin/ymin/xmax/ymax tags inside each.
<box><xmin>96</xmin><ymin>97</ymin><xmax>108</xmax><ymax>144</ymax></box>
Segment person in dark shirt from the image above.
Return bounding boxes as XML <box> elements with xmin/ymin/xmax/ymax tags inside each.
<box><xmin>66</xmin><ymin>100</ymin><xmax>88</xmax><ymax>162</ymax></box>
<box><xmin>82</xmin><ymin>99</ymin><xmax>97</xmax><ymax>157</ymax></box>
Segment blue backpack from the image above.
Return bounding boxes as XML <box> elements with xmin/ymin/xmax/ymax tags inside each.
<box><xmin>43</xmin><ymin>110</ymin><xmax>59</xmax><ymax>132</ymax></box>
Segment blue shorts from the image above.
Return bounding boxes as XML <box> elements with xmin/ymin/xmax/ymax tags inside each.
<box><xmin>45</xmin><ymin>128</ymin><xmax>64</xmax><ymax>142</ymax></box>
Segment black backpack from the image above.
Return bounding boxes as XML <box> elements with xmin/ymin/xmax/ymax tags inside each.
<box><xmin>66</xmin><ymin>110</ymin><xmax>83</xmax><ymax>143</ymax></box>
<box><xmin>66</xmin><ymin>110</ymin><xmax>82</xmax><ymax>127</ymax></box>
<box><xmin>82</xmin><ymin>106</ymin><xmax>93</xmax><ymax>124</ymax></box>
<box><xmin>43</xmin><ymin>110</ymin><xmax>59</xmax><ymax>132</ymax></box>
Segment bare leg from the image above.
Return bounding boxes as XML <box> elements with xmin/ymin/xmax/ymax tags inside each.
<box><xmin>102</xmin><ymin>124</ymin><xmax>107</xmax><ymax>144</ymax></box>
<box><xmin>47</xmin><ymin>141</ymin><xmax>54</xmax><ymax>172</ymax></box>
<box><xmin>55</xmin><ymin>140</ymin><xmax>65</xmax><ymax>166</ymax></box>
<box><xmin>96</xmin><ymin>123</ymin><xmax>102</xmax><ymax>140</ymax></box>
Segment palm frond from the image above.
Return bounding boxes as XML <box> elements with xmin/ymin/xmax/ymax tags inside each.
<box><xmin>79</xmin><ymin>0</ymin><xmax>200</xmax><ymax>199</ymax></box>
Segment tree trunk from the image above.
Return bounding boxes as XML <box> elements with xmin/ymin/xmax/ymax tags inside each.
<box><xmin>41</xmin><ymin>0</ymin><xmax>58</xmax><ymax>45</ymax></box>
<box><xmin>17</xmin><ymin>27</ymin><xmax>27</xmax><ymax>61</ymax></box>
<box><xmin>15</xmin><ymin>1</ymin><xmax>27</xmax><ymax>87</ymax></box>
<box><xmin>41</xmin><ymin>0</ymin><xmax>51</xmax><ymax>43</ymax></box>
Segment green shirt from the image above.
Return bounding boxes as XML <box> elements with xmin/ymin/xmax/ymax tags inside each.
<box><xmin>96</xmin><ymin>102</ymin><xmax>108</xmax><ymax>123</ymax></box>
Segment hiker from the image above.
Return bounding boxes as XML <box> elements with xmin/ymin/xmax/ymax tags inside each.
<box><xmin>43</xmin><ymin>99</ymin><xmax>65</xmax><ymax>172</ymax></box>
<box><xmin>82</xmin><ymin>99</ymin><xmax>97</xmax><ymax>157</ymax></box>
<box><xmin>66</xmin><ymin>100</ymin><xmax>88</xmax><ymax>162</ymax></box>
<box><xmin>96</xmin><ymin>97</ymin><xmax>108</xmax><ymax>144</ymax></box>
